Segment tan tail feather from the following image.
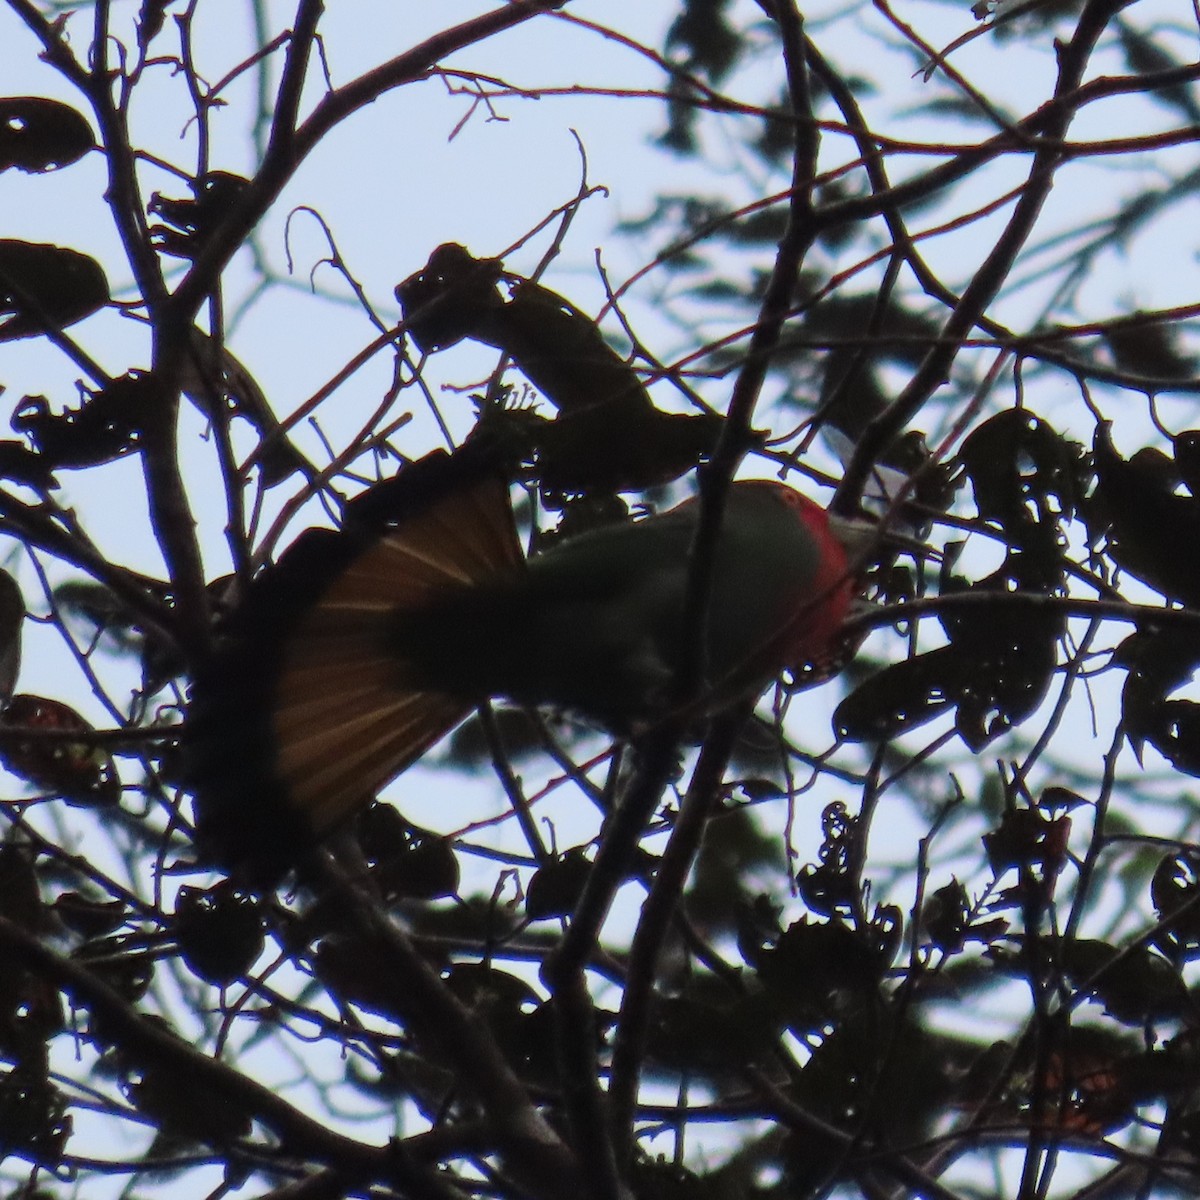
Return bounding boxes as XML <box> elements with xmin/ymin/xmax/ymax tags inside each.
<box><xmin>274</xmin><ymin>637</ymin><xmax>470</xmax><ymax>833</ymax></box>
<box><xmin>269</xmin><ymin>474</ymin><xmax>519</xmax><ymax>836</ymax></box>
<box><xmin>321</xmin><ymin>476</ymin><xmax>522</xmax><ymax>610</ymax></box>
<box><xmin>279</xmin><ymin>692</ymin><xmax>467</xmax><ymax>832</ymax></box>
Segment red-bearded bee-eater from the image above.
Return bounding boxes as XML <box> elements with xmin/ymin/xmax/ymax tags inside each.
<box><xmin>185</xmin><ymin>448</ymin><xmax>860</xmax><ymax>875</ymax></box>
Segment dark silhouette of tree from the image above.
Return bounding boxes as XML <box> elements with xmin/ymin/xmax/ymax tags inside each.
<box><xmin>2</xmin><ymin>2</ymin><xmax>1200</xmax><ymax>1198</ymax></box>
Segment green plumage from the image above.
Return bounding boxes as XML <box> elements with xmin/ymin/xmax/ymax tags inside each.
<box><xmin>391</xmin><ymin>484</ymin><xmax>837</xmax><ymax>726</ymax></box>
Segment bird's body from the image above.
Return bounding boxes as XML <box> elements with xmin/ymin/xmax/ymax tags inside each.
<box><xmin>386</xmin><ymin>482</ymin><xmax>848</xmax><ymax>724</ymax></box>
<box><xmin>186</xmin><ymin>452</ymin><xmax>854</xmax><ymax>872</ymax></box>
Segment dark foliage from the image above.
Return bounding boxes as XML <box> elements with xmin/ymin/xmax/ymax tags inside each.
<box><xmin>1</xmin><ymin>2</ymin><xmax>1200</xmax><ymax>1199</ymax></box>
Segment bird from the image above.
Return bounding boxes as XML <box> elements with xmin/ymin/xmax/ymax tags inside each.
<box><xmin>185</xmin><ymin>448</ymin><xmax>859</xmax><ymax>875</ymax></box>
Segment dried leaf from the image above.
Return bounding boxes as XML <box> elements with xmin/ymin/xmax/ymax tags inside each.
<box><xmin>0</xmin><ymin>694</ymin><xmax>120</xmax><ymax>805</ymax></box>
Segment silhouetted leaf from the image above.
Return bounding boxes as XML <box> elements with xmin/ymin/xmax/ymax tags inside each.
<box><xmin>1015</xmin><ymin>1024</ymin><xmax>1145</xmax><ymax>1138</ymax></box>
<box><xmin>73</xmin><ymin>937</ymin><xmax>153</xmax><ymax>1005</ymax></box>
<box><xmin>526</xmin><ymin>848</ymin><xmax>592</xmax><ymax>920</ymax></box>
<box><xmin>1040</xmin><ymin>785</ymin><xmax>1088</xmax><ymax>813</ymax></box>
<box><xmin>127</xmin><ymin>1061</ymin><xmax>251</xmax><ymax>1142</ymax></box>
<box><xmin>441</xmin><ymin>964</ymin><xmax>545</xmax><ymax>1065</ymax></box>
<box><xmin>1172</xmin><ymin>430</ymin><xmax>1200</xmax><ymax>495</ymax></box>
<box><xmin>630</xmin><ymin>1159</ymin><xmax>710</xmax><ymax>1200</ymax></box>
<box><xmin>982</xmin><ymin>805</ymin><xmax>1071</xmax><ymax>916</ymax></box>
<box><xmin>945</xmin><ymin>593</ymin><xmax>1061</xmax><ymax>749</ymax></box>
<box><xmin>0</xmin><ymin>439</ymin><xmax>57</xmax><ymax>490</ymax></box>
<box><xmin>443</xmin><ymin>962</ymin><xmax>540</xmax><ymax>1015</ymax></box>
<box><xmin>648</xmin><ymin>991</ymin><xmax>782</xmax><ymax>1072</ymax></box>
<box><xmin>478</xmin><ymin>278</ymin><xmax>651</xmax><ymax>416</ymax></box>
<box><xmin>401</xmin><ymin>248</ymin><xmax>711</xmax><ymax>492</ymax></box>
<box><xmin>137</xmin><ymin>0</ymin><xmax>172</xmax><ymax>48</ymax></box>
<box><xmin>0</xmin><ymin>569</ymin><xmax>22</xmax><ymax>706</ymax></box>
<box><xmin>0</xmin><ymin>955</ymin><xmax>64</xmax><ymax>1058</ymax></box>
<box><xmin>1150</xmin><ymin>852</ymin><xmax>1200</xmax><ymax>963</ymax></box>
<box><xmin>0</xmin><ymin>241</ymin><xmax>109</xmax><ymax>341</ymax></box>
<box><xmin>0</xmin><ymin>97</ymin><xmax>93</xmax><ymax>173</ymax></box>
<box><xmin>52</xmin><ymin>891</ymin><xmax>128</xmax><ymax>939</ymax></box>
<box><xmin>0</xmin><ymin>1060</ymin><xmax>70</xmax><ymax>1165</ymax></box>
<box><xmin>0</xmin><ymin>845</ymin><xmax>44</xmax><ymax>931</ymax></box>
<box><xmin>535</xmin><ymin>405</ymin><xmax>723</xmax><ymax>494</ymax></box>
<box><xmin>834</xmin><ymin>646</ymin><xmax>959</xmax><ymax>743</ymax></box>
<box><xmin>785</xmin><ymin>1009</ymin><xmax>975</xmax><ymax>1169</ymax></box>
<box><xmin>54</xmin><ymin>580</ymin><xmax>144</xmax><ymax>659</ymax></box>
<box><xmin>1117</xmin><ymin>20</ymin><xmax>1200</xmax><ymax>127</ymax></box>
<box><xmin>1090</xmin><ymin>422</ymin><xmax>1200</xmax><ymax>606</ymax></box>
<box><xmin>1141</xmin><ymin>699</ymin><xmax>1200</xmax><ymax>776</ymax></box>
<box><xmin>1061</xmin><ymin>938</ymin><xmax>1189</xmax><ymax>1026</ymax></box>
<box><xmin>748</xmin><ymin>913</ymin><xmax>887</xmax><ymax>1035</ymax></box>
<box><xmin>1104</xmin><ymin>316</ymin><xmax>1195</xmax><ymax>380</ymax></box>
<box><xmin>795</xmin><ymin>801</ymin><xmax>864</xmax><ymax>919</ymax></box>
<box><xmin>839</xmin><ymin>574</ymin><xmax>1062</xmax><ymax>752</ymax></box>
<box><xmin>959</xmin><ymin>408</ymin><xmax>1085</xmax><ymax>529</ymax></box>
<box><xmin>355</xmin><ymin>805</ymin><xmax>460</xmax><ymax>901</ymax></box>
<box><xmin>11</xmin><ymin>373</ymin><xmax>154</xmax><ymax>469</ymax></box>
<box><xmin>315</xmin><ymin>933</ymin><xmax>411</xmax><ymax>1020</ymax></box>
<box><xmin>395</xmin><ymin>242</ymin><xmax>504</xmax><ymax>352</ymax></box>
<box><xmin>924</xmin><ymin>878</ymin><xmax>971</xmax><ymax>954</ymax></box>
<box><xmin>839</xmin><ymin>424</ymin><xmax>1070</xmax><ymax>750</ymax></box>
<box><xmin>182</xmin><ymin>329</ymin><xmax>307</xmax><ymax>485</ymax></box>
<box><xmin>174</xmin><ymin>883</ymin><xmax>264</xmax><ymax>986</ymax></box>
<box><xmin>1115</xmin><ymin>623</ymin><xmax>1200</xmax><ymax>764</ymax></box>
<box><xmin>148</xmin><ymin>172</ymin><xmax>249</xmax><ymax>259</ymax></box>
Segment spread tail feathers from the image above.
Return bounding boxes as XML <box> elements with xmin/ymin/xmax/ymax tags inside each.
<box><xmin>184</xmin><ymin>448</ymin><xmax>522</xmax><ymax>876</ymax></box>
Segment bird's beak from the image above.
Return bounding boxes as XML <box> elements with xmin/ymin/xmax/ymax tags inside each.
<box><xmin>826</xmin><ymin>512</ymin><xmax>937</xmax><ymax>563</ymax></box>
